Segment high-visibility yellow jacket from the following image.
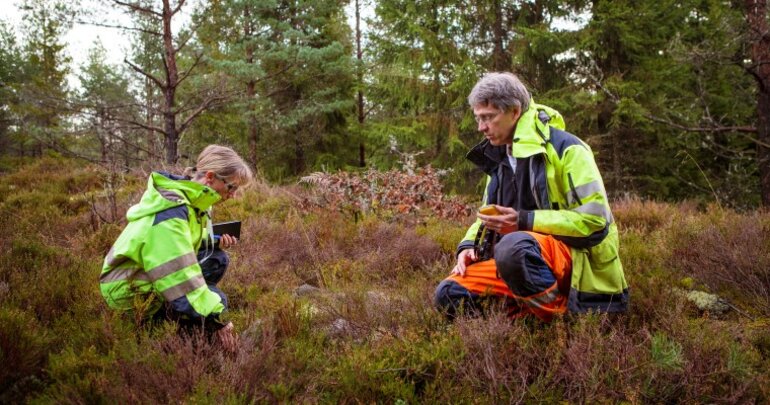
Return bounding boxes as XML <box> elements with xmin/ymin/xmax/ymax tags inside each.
<box><xmin>99</xmin><ymin>172</ymin><xmax>227</xmax><ymax>323</ymax></box>
<box><xmin>459</xmin><ymin>102</ymin><xmax>629</xmax><ymax>312</ymax></box>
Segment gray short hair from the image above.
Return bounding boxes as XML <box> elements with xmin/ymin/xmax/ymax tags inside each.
<box><xmin>468</xmin><ymin>72</ymin><xmax>530</xmax><ymax>112</ymax></box>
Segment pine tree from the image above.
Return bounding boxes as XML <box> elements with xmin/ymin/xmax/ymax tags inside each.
<box><xmin>76</xmin><ymin>41</ymin><xmax>136</xmax><ymax>166</ymax></box>
<box><xmin>115</xmin><ymin>0</ymin><xmax>230</xmax><ymax>164</ymax></box>
<box><xmin>17</xmin><ymin>0</ymin><xmax>73</xmax><ymax>156</ymax></box>
<box><xmin>0</xmin><ymin>22</ymin><xmax>26</xmax><ymax>155</ymax></box>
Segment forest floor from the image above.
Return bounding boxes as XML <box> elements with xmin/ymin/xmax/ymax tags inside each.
<box><xmin>1</xmin><ymin>156</ymin><xmax>769</xmax><ymax>403</ymax></box>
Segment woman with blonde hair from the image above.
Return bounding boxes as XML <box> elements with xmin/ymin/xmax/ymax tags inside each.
<box><xmin>99</xmin><ymin>145</ymin><xmax>253</xmax><ymax>351</ymax></box>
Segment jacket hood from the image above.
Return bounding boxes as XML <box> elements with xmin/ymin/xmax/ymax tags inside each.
<box><xmin>509</xmin><ymin>101</ymin><xmax>565</xmax><ymax>158</ymax></box>
<box><xmin>466</xmin><ymin>100</ymin><xmax>566</xmax><ymax>173</ymax></box>
<box><xmin>126</xmin><ymin>171</ymin><xmax>221</xmax><ymax>221</ymax></box>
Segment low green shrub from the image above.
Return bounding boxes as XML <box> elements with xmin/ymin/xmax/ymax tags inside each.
<box><xmin>0</xmin><ymin>307</ymin><xmax>52</xmax><ymax>403</ymax></box>
<box><xmin>1</xmin><ymin>159</ymin><xmax>769</xmax><ymax>403</ymax></box>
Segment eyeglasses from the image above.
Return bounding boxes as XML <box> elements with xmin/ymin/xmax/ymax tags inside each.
<box><xmin>474</xmin><ymin>111</ymin><xmax>502</xmax><ymax>124</ymax></box>
<box><xmin>214</xmin><ymin>173</ymin><xmax>239</xmax><ymax>193</ymax></box>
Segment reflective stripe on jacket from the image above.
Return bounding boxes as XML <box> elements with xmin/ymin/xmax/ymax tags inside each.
<box><xmin>99</xmin><ymin>172</ymin><xmax>226</xmax><ymax>320</ymax></box>
<box><xmin>458</xmin><ymin>101</ymin><xmax>629</xmax><ymax>312</ymax></box>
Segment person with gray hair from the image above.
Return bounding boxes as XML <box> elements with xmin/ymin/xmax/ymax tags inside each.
<box><xmin>435</xmin><ymin>72</ymin><xmax>628</xmax><ymax>321</ymax></box>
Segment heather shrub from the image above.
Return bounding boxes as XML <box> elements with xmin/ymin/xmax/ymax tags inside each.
<box><xmin>669</xmin><ymin>208</ymin><xmax>770</xmax><ymax>315</ymax></box>
<box><xmin>415</xmin><ymin>217</ymin><xmax>469</xmax><ymax>253</ymax></box>
<box><xmin>98</xmin><ymin>329</ymin><xmax>220</xmax><ymax>403</ymax></box>
<box><xmin>325</xmin><ymin>330</ymin><xmax>460</xmax><ymax>402</ymax></box>
<box><xmin>558</xmin><ymin>319</ymin><xmax>623</xmax><ymax>401</ymax></box>
<box><xmin>0</xmin><ymin>307</ymin><xmax>51</xmax><ymax>403</ymax></box>
<box><xmin>37</xmin><ymin>345</ymin><xmax>114</xmax><ymax>403</ymax></box>
<box><xmin>1</xmin><ymin>156</ymin><xmax>82</xmax><ymax>191</ymax></box>
<box><xmin>672</xmin><ymin>320</ymin><xmax>765</xmax><ymax>402</ymax></box>
<box><xmin>613</xmin><ymin>195</ymin><xmax>695</xmax><ymax>233</ymax></box>
<box><xmin>351</xmin><ymin>220</ymin><xmax>444</xmax><ymax>282</ymax></box>
<box><xmin>80</xmin><ymin>222</ymin><xmax>123</xmax><ymax>257</ymax></box>
<box><xmin>0</xmin><ymin>190</ymin><xmax>88</xmax><ymax>217</ymax></box>
<box><xmin>220</xmin><ymin>322</ymin><xmax>280</xmax><ymax>401</ymax></box>
<box><xmin>1</xmin><ymin>238</ymin><xmax>96</xmax><ymax>325</ymax></box>
<box><xmin>453</xmin><ymin>312</ymin><xmax>542</xmax><ymax>402</ymax></box>
<box><xmin>1</xmin><ymin>159</ymin><xmax>769</xmax><ymax>403</ymax></box>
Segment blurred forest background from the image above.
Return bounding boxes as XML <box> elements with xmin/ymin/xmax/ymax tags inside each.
<box><xmin>1</xmin><ymin>0</ymin><xmax>769</xmax><ymax>206</ymax></box>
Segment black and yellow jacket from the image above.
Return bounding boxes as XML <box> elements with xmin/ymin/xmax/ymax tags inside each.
<box><xmin>459</xmin><ymin>101</ymin><xmax>629</xmax><ymax>312</ymax></box>
<box><xmin>99</xmin><ymin>172</ymin><xmax>227</xmax><ymax>323</ymax></box>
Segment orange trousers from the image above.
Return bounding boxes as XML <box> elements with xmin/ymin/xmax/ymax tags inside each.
<box><xmin>440</xmin><ymin>231</ymin><xmax>572</xmax><ymax>321</ymax></box>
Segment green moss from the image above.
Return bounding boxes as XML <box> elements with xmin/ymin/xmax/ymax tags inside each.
<box><xmin>415</xmin><ymin>218</ymin><xmax>466</xmax><ymax>253</ymax></box>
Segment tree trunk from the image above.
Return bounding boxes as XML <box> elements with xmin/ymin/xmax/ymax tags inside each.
<box><xmin>746</xmin><ymin>0</ymin><xmax>770</xmax><ymax>206</ymax></box>
<box><xmin>247</xmin><ymin>82</ymin><xmax>258</xmax><ymax>167</ymax></box>
<box><xmin>759</xmin><ymin>91</ymin><xmax>770</xmax><ymax>206</ymax></box>
<box><xmin>356</xmin><ymin>0</ymin><xmax>366</xmax><ymax>167</ymax></box>
<box><xmin>492</xmin><ymin>0</ymin><xmax>508</xmax><ymax>71</ymax></box>
<box><xmin>244</xmin><ymin>4</ymin><xmax>259</xmax><ymax>168</ymax></box>
<box><xmin>145</xmin><ymin>78</ymin><xmax>157</xmax><ymax>159</ymax></box>
<box><xmin>162</xmin><ymin>0</ymin><xmax>179</xmax><ymax>164</ymax></box>
<box><xmin>293</xmin><ymin>133</ymin><xmax>306</xmax><ymax>174</ymax></box>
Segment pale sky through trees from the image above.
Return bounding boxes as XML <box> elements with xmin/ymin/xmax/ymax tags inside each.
<box><xmin>4</xmin><ymin>0</ymin><xmax>190</xmax><ymax>89</ymax></box>
<box><xmin>3</xmin><ymin>0</ymin><xmax>581</xmax><ymax>91</ymax></box>
<box><xmin>3</xmin><ymin>0</ymin><xmax>372</xmax><ymax>91</ymax></box>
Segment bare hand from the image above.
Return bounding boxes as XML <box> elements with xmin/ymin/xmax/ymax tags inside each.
<box><xmin>450</xmin><ymin>248</ymin><xmax>478</xmax><ymax>277</ymax></box>
<box><xmin>219</xmin><ymin>234</ymin><xmax>238</xmax><ymax>249</ymax></box>
<box><xmin>215</xmin><ymin>321</ymin><xmax>238</xmax><ymax>352</ymax></box>
<box><xmin>477</xmin><ymin>205</ymin><xmax>519</xmax><ymax>235</ymax></box>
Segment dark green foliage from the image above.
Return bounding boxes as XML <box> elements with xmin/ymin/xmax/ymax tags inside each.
<box><xmin>187</xmin><ymin>0</ymin><xmax>355</xmax><ymax>180</ymax></box>
<box><xmin>4</xmin><ymin>0</ymin><xmax>767</xmax><ymax>205</ymax></box>
<box><xmin>0</xmin><ymin>308</ymin><xmax>51</xmax><ymax>403</ymax></box>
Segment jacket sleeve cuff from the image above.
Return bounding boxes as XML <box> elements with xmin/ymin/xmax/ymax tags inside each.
<box><xmin>203</xmin><ymin>314</ymin><xmax>227</xmax><ymax>333</ymax></box>
<box><xmin>518</xmin><ymin>210</ymin><xmax>534</xmax><ymax>231</ymax></box>
<box><xmin>456</xmin><ymin>240</ymin><xmax>475</xmax><ymax>258</ymax></box>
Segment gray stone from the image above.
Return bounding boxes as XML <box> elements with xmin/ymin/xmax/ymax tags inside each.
<box><xmin>294</xmin><ymin>283</ymin><xmax>321</xmax><ymax>297</ymax></box>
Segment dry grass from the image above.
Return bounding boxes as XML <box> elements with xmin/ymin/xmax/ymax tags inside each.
<box><xmin>1</xmin><ymin>158</ymin><xmax>769</xmax><ymax>403</ymax></box>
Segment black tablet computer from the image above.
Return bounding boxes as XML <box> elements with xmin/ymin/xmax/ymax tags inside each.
<box><xmin>212</xmin><ymin>220</ymin><xmax>241</xmax><ymax>239</ymax></box>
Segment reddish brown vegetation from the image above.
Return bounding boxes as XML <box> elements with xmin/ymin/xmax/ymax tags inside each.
<box><xmin>300</xmin><ymin>166</ymin><xmax>472</xmax><ymax>220</ymax></box>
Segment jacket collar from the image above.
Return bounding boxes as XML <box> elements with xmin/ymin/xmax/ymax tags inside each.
<box><xmin>151</xmin><ymin>171</ymin><xmax>221</xmax><ymax>211</ymax></box>
<box><xmin>466</xmin><ymin>101</ymin><xmax>566</xmax><ymax>171</ymax></box>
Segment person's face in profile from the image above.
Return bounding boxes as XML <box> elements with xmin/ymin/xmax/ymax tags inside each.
<box><xmin>473</xmin><ymin>103</ymin><xmax>521</xmax><ymax>146</ymax></box>
<box><xmin>204</xmin><ymin>171</ymin><xmax>240</xmax><ymax>201</ymax></box>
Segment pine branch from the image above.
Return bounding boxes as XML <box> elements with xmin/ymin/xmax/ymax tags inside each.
<box><xmin>170</xmin><ymin>0</ymin><xmax>187</xmax><ymax>16</ymax></box>
<box><xmin>174</xmin><ymin>28</ymin><xmax>195</xmax><ymax>54</ymax></box>
<box><xmin>102</xmin><ymin>126</ymin><xmax>161</xmax><ymax>158</ymax></box>
<box><xmin>124</xmin><ymin>58</ymin><xmax>166</xmax><ymax>90</ymax></box>
<box><xmin>586</xmin><ymin>65</ymin><xmax>763</xmax><ymax>143</ymax></box>
<box><xmin>177</xmin><ymin>93</ymin><xmax>232</xmax><ymax>135</ymax></box>
<box><xmin>644</xmin><ymin>114</ymin><xmax>758</xmax><ymax>134</ymax></box>
<box><xmin>113</xmin><ymin>115</ymin><xmax>166</xmax><ymax>136</ymax></box>
<box><xmin>176</xmin><ymin>52</ymin><xmax>204</xmax><ymax>87</ymax></box>
<box><xmin>30</xmin><ymin>132</ymin><xmax>104</xmax><ymax>164</ymax></box>
<box><xmin>113</xmin><ymin>0</ymin><xmax>161</xmax><ymax>17</ymax></box>
<box><xmin>75</xmin><ymin>19</ymin><xmax>161</xmax><ymax>37</ymax></box>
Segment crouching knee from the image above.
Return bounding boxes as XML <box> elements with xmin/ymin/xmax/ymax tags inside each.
<box><xmin>494</xmin><ymin>232</ymin><xmax>554</xmax><ymax>297</ymax></box>
<box><xmin>198</xmin><ymin>249</ymin><xmax>230</xmax><ymax>285</ymax></box>
<box><xmin>434</xmin><ymin>279</ymin><xmax>478</xmax><ymax>320</ymax></box>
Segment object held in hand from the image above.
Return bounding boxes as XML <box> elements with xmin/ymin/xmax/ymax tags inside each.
<box><xmin>213</xmin><ymin>221</ymin><xmax>241</xmax><ymax>239</ymax></box>
<box><xmin>478</xmin><ymin>205</ymin><xmax>500</xmax><ymax>216</ymax></box>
